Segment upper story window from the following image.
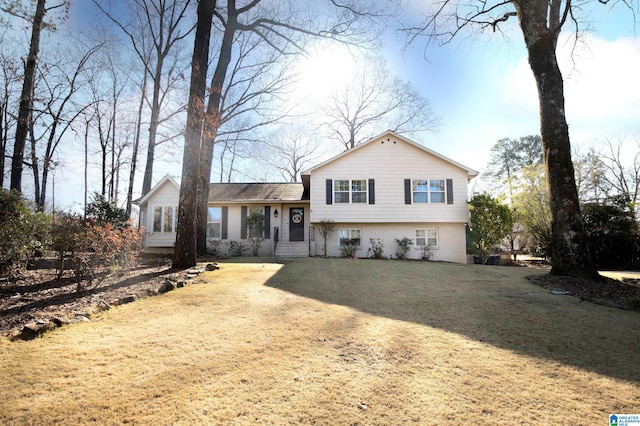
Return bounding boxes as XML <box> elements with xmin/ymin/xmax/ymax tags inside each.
<box><xmin>430</xmin><ymin>180</ymin><xmax>445</xmax><ymax>203</ymax></box>
<box><xmin>334</xmin><ymin>180</ymin><xmax>350</xmax><ymax>203</ymax></box>
<box><xmin>335</xmin><ymin>179</ymin><xmax>367</xmax><ymax>204</ymax></box>
<box><xmin>153</xmin><ymin>206</ymin><xmax>176</xmax><ymax>233</ymax></box>
<box><xmin>413</xmin><ymin>179</ymin><xmax>446</xmax><ymax>204</ymax></box>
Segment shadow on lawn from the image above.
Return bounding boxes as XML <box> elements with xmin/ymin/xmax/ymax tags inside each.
<box><xmin>264</xmin><ymin>257</ymin><xmax>640</xmax><ymax>385</ymax></box>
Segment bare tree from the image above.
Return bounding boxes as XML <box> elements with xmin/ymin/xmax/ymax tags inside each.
<box><xmin>26</xmin><ymin>42</ymin><xmax>100</xmax><ymax>211</ymax></box>
<box><xmin>574</xmin><ymin>146</ymin><xmax>611</xmax><ymax>204</ymax></box>
<box><xmin>598</xmin><ymin>136</ymin><xmax>640</xmax><ymax>218</ymax></box>
<box><xmin>10</xmin><ymin>0</ymin><xmax>46</xmax><ymax>193</ymax></box>
<box><xmin>174</xmin><ymin>0</ymin><xmax>382</xmax><ymax>267</ymax></box>
<box><xmin>0</xmin><ymin>34</ymin><xmax>22</xmax><ymax>187</ymax></box>
<box><xmin>322</xmin><ymin>56</ymin><xmax>439</xmax><ymax>150</ymax></box>
<box><xmin>94</xmin><ymin>0</ymin><xmax>194</xmax><ymax>196</ymax></box>
<box><xmin>400</xmin><ymin>0</ymin><xmax>630</xmax><ymax>277</ymax></box>
<box><xmin>86</xmin><ymin>45</ymin><xmax>134</xmax><ymax>200</ymax></box>
<box><xmin>194</xmin><ymin>30</ymin><xmax>294</xmax><ymax>252</ymax></box>
<box><xmin>261</xmin><ymin>124</ymin><xmax>321</xmax><ymax>182</ymax></box>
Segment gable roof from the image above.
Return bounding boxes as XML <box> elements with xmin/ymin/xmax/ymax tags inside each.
<box><xmin>301</xmin><ymin>130</ymin><xmax>479</xmax><ymax>179</ymax></box>
<box><xmin>135</xmin><ymin>174</ymin><xmax>180</xmax><ymax>206</ymax></box>
<box><xmin>208</xmin><ymin>182</ymin><xmax>307</xmax><ymax>203</ymax></box>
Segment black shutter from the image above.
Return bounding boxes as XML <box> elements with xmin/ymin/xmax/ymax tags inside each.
<box><xmin>326</xmin><ymin>179</ymin><xmax>333</xmax><ymax>204</ymax></box>
<box><xmin>264</xmin><ymin>206</ymin><xmax>271</xmax><ymax>239</ymax></box>
<box><xmin>368</xmin><ymin>179</ymin><xmax>375</xmax><ymax>204</ymax></box>
<box><xmin>241</xmin><ymin>206</ymin><xmax>247</xmax><ymax>239</ymax></box>
<box><xmin>446</xmin><ymin>179</ymin><xmax>454</xmax><ymax>204</ymax></box>
<box><xmin>404</xmin><ymin>179</ymin><xmax>412</xmax><ymax>204</ymax></box>
<box><xmin>221</xmin><ymin>206</ymin><xmax>228</xmax><ymax>239</ymax></box>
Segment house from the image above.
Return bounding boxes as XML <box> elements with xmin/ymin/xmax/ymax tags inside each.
<box><xmin>136</xmin><ymin>130</ymin><xmax>478</xmax><ymax>262</ymax></box>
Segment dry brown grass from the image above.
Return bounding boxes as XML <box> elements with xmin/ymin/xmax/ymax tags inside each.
<box><xmin>1</xmin><ymin>258</ymin><xmax>639</xmax><ymax>425</ymax></box>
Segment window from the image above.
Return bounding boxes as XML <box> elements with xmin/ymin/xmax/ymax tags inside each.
<box><xmin>416</xmin><ymin>228</ymin><xmax>439</xmax><ymax>247</ymax></box>
<box><xmin>334</xmin><ymin>180</ymin><xmax>350</xmax><ymax>203</ymax></box>
<box><xmin>413</xmin><ymin>180</ymin><xmax>428</xmax><ymax>203</ymax></box>
<box><xmin>351</xmin><ymin>180</ymin><xmax>367</xmax><ymax>203</ymax></box>
<box><xmin>430</xmin><ymin>180</ymin><xmax>445</xmax><ymax>203</ymax></box>
<box><xmin>248</xmin><ymin>207</ymin><xmax>264</xmax><ymax>238</ymax></box>
<box><xmin>207</xmin><ymin>207</ymin><xmax>222</xmax><ymax>239</ymax></box>
<box><xmin>339</xmin><ymin>228</ymin><xmax>361</xmax><ymax>247</ymax></box>
<box><xmin>334</xmin><ymin>179</ymin><xmax>367</xmax><ymax>204</ymax></box>
<box><xmin>412</xmin><ymin>179</ymin><xmax>446</xmax><ymax>203</ymax></box>
<box><xmin>153</xmin><ymin>206</ymin><xmax>176</xmax><ymax>233</ymax></box>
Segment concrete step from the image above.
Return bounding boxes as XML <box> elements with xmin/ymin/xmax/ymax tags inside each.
<box><xmin>275</xmin><ymin>242</ymin><xmax>309</xmax><ymax>258</ymax></box>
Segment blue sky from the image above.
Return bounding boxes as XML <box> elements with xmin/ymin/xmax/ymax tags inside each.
<box><xmin>35</xmin><ymin>2</ymin><xmax>640</xmax><ymax>209</ymax></box>
<box><xmin>382</xmin><ymin>2</ymin><xmax>640</xmax><ymax>185</ymax></box>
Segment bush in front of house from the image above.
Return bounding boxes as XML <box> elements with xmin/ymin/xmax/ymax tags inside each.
<box><xmin>51</xmin><ymin>208</ymin><xmax>142</xmax><ymax>291</ymax></box>
<box><xmin>0</xmin><ymin>189</ymin><xmax>48</xmax><ymax>274</ymax></box>
<box><xmin>368</xmin><ymin>238</ymin><xmax>385</xmax><ymax>259</ymax></box>
<box><xmin>226</xmin><ymin>240</ymin><xmax>247</xmax><ymax>257</ymax></box>
<box><xmin>394</xmin><ymin>237</ymin><xmax>414</xmax><ymax>259</ymax></box>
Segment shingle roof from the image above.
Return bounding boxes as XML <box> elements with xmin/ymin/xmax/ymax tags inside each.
<box><xmin>208</xmin><ymin>183</ymin><xmax>307</xmax><ymax>202</ymax></box>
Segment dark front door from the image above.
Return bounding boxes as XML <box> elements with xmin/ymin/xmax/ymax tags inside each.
<box><xmin>289</xmin><ymin>208</ymin><xmax>304</xmax><ymax>242</ymax></box>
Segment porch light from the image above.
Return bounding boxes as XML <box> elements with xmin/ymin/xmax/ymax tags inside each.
<box><xmin>274</xmin><ymin>209</ymin><xmax>278</xmax><ymax>218</ymax></box>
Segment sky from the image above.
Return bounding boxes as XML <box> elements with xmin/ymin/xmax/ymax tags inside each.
<box><xmin>383</xmin><ymin>2</ymin><xmax>640</xmax><ymax>185</ymax></box>
<box><xmin>10</xmin><ymin>1</ymin><xmax>640</xmax><ymax>210</ymax></box>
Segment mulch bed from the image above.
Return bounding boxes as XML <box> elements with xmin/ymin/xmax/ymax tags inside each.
<box><xmin>527</xmin><ymin>273</ymin><xmax>640</xmax><ymax>311</ymax></box>
<box><xmin>0</xmin><ymin>258</ymin><xmax>181</xmax><ymax>338</ymax></box>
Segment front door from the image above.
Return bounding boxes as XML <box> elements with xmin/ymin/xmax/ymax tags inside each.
<box><xmin>289</xmin><ymin>208</ymin><xmax>304</xmax><ymax>242</ymax></box>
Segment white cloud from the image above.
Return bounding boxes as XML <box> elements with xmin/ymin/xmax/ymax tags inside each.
<box><xmin>501</xmin><ymin>34</ymin><xmax>640</xmax><ymax>139</ymax></box>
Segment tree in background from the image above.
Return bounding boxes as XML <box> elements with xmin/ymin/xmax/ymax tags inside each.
<box><xmin>485</xmin><ymin>135</ymin><xmax>542</xmax><ymax>201</ymax></box>
<box><xmin>85</xmin><ymin>193</ymin><xmax>129</xmax><ymax>228</ymax></box>
<box><xmin>174</xmin><ymin>0</ymin><xmax>382</xmax><ymax>267</ymax></box>
<box><xmin>574</xmin><ymin>147</ymin><xmax>611</xmax><ymax>205</ymax></box>
<box><xmin>0</xmin><ymin>188</ymin><xmax>48</xmax><ymax>273</ymax></box>
<box><xmin>485</xmin><ymin>135</ymin><xmax>542</xmax><ymax>260</ymax></box>
<box><xmin>0</xmin><ymin>34</ymin><xmax>22</xmax><ymax>188</ymax></box>
<box><xmin>468</xmin><ymin>193</ymin><xmax>514</xmax><ymax>264</ymax></box>
<box><xmin>27</xmin><ymin>42</ymin><xmax>100</xmax><ymax>211</ymax></box>
<box><xmin>321</xmin><ymin>56</ymin><xmax>438</xmax><ymax>151</ymax></box>
<box><xmin>261</xmin><ymin>124</ymin><xmax>321</xmax><ymax>182</ymax></box>
<box><xmin>511</xmin><ymin>164</ymin><xmax>552</xmax><ymax>257</ymax></box>
<box><xmin>93</xmin><ymin>0</ymin><xmax>194</xmax><ymax>197</ymax></box>
<box><xmin>402</xmin><ymin>0</ymin><xmax>611</xmax><ymax>277</ymax></box>
<box><xmin>10</xmin><ymin>0</ymin><xmax>47</xmax><ymax>193</ymax></box>
<box><xmin>582</xmin><ymin>196</ymin><xmax>639</xmax><ymax>269</ymax></box>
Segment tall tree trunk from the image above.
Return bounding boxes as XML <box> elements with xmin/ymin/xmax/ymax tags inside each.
<box><xmin>84</xmin><ymin>117</ymin><xmax>89</xmax><ymax>217</ymax></box>
<box><xmin>173</xmin><ymin>0</ymin><xmax>215</xmax><ymax>269</ymax></box>
<box><xmin>516</xmin><ymin>1</ymin><xmax>598</xmax><ymax>278</ymax></box>
<box><xmin>11</xmin><ymin>0</ymin><xmax>46</xmax><ymax>193</ymax></box>
<box><xmin>127</xmin><ymin>74</ymin><xmax>147</xmax><ymax>217</ymax></box>
<box><xmin>141</xmin><ymin>68</ymin><xmax>163</xmax><ymax>196</ymax></box>
<box><xmin>196</xmin><ymin>12</ymin><xmax>237</xmax><ymax>255</ymax></box>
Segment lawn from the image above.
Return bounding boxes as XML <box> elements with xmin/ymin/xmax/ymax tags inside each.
<box><xmin>1</xmin><ymin>258</ymin><xmax>639</xmax><ymax>425</ymax></box>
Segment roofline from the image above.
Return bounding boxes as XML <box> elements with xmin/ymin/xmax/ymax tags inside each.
<box><xmin>208</xmin><ymin>199</ymin><xmax>310</xmax><ymax>204</ymax></box>
<box><xmin>301</xmin><ymin>130</ymin><xmax>479</xmax><ymax>178</ymax></box>
<box><xmin>135</xmin><ymin>174</ymin><xmax>180</xmax><ymax>206</ymax></box>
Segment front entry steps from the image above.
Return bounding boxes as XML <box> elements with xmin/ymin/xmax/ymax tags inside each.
<box><xmin>275</xmin><ymin>241</ymin><xmax>309</xmax><ymax>258</ymax></box>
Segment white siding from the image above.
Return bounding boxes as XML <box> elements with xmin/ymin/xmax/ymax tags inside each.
<box><xmin>208</xmin><ymin>203</ymin><xmax>297</xmax><ymax>257</ymax></box>
<box><xmin>309</xmin><ymin>135</ymin><xmax>470</xmax><ymax>223</ymax></box>
<box><xmin>313</xmin><ymin>222</ymin><xmax>467</xmax><ymax>263</ymax></box>
<box><xmin>143</xmin><ymin>180</ymin><xmax>180</xmax><ymax>247</ymax></box>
